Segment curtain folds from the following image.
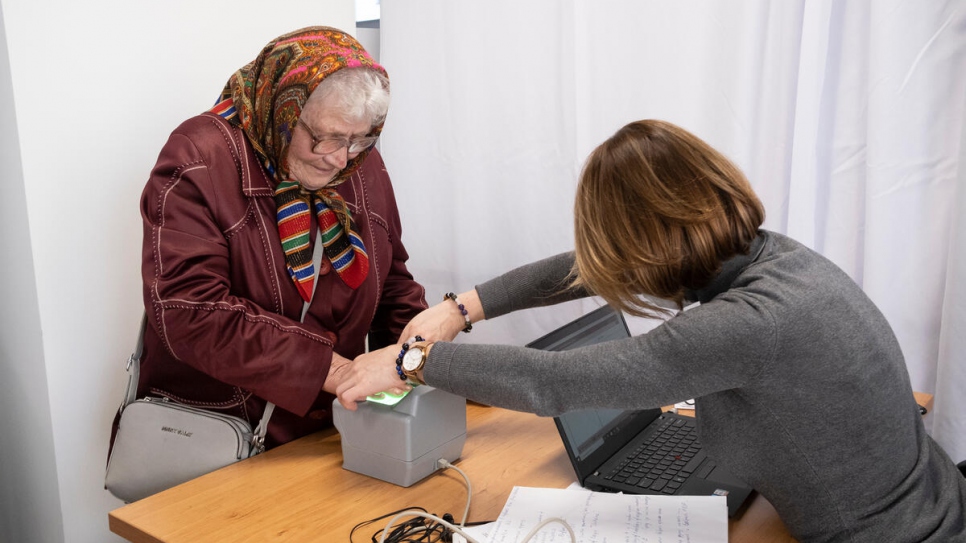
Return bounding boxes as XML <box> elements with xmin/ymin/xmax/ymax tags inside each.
<box><xmin>380</xmin><ymin>0</ymin><xmax>966</xmax><ymax>461</ymax></box>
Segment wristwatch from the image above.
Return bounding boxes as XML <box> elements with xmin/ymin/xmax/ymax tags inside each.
<box><xmin>401</xmin><ymin>341</ymin><xmax>432</xmax><ymax>384</ymax></box>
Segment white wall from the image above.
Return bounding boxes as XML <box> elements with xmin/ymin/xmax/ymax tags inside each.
<box><xmin>0</xmin><ymin>2</ymin><xmax>355</xmax><ymax>541</ymax></box>
<box><xmin>0</xmin><ymin>3</ymin><xmax>63</xmax><ymax>542</ymax></box>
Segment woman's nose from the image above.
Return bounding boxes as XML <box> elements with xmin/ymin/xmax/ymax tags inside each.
<box><xmin>324</xmin><ymin>146</ymin><xmax>349</xmax><ymax>169</ymax></box>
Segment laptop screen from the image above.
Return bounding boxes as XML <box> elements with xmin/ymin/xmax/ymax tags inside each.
<box><xmin>525</xmin><ymin>305</ymin><xmax>631</xmax><ymax>352</ymax></box>
<box><xmin>525</xmin><ymin>306</ymin><xmax>647</xmax><ymax>464</ymax></box>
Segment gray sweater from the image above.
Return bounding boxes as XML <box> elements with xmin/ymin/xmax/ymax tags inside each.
<box><xmin>424</xmin><ymin>230</ymin><xmax>966</xmax><ymax>543</ymax></box>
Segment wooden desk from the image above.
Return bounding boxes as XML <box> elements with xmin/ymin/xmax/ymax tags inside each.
<box><xmin>110</xmin><ymin>404</ymin><xmax>790</xmax><ymax>542</ymax></box>
<box><xmin>109</xmin><ymin>392</ymin><xmax>934</xmax><ymax>542</ymax></box>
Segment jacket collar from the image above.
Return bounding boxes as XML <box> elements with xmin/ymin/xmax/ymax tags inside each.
<box><xmin>237</xmin><ymin>123</ymin><xmax>277</xmax><ymax>198</ymax></box>
<box><xmin>202</xmin><ymin>112</ymin><xmax>276</xmax><ymax>199</ymax></box>
<box><xmin>243</xmin><ymin>161</ymin><xmax>276</xmax><ymax>198</ymax></box>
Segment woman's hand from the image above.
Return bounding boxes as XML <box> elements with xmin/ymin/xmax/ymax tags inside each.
<box><xmin>400</xmin><ymin>289</ymin><xmax>484</xmax><ymax>342</ymax></box>
<box><xmin>322</xmin><ymin>352</ymin><xmax>354</xmax><ymax>395</ymax></box>
<box><xmin>336</xmin><ymin>345</ymin><xmax>410</xmax><ymax>411</ymax></box>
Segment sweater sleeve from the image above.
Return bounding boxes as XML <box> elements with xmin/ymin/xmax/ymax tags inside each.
<box><xmin>475</xmin><ymin>251</ymin><xmax>589</xmax><ymax>318</ymax></box>
<box><xmin>424</xmin><ymin>289</ymin><xmax>775</xmax><ymax>416</ymax></box>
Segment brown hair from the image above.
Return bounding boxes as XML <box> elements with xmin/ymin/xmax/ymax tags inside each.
<box><xmin>572</xmin><ymin>120</ymin><xmax>765</xmax><ymax>317</ymax></box>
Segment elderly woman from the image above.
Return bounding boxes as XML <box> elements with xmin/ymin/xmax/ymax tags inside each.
<box><xmin>129</xmin><ymin>27</ymin><xmax>426</xmax><ymax>450</ymax></box>
<box><xmin>338</xmin><ymin>120</ymin><xmax>966</xmax><ymax>542</ymax></box>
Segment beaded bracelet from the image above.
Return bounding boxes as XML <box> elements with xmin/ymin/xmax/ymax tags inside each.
<box><xmin>395</xmin><ymin>335</ymin><xmax>425</xmax><ymax>381</ymax></box>
<box><xmin>444</xmin><ymin>292</ymin><xmax>473</xmax><ymax>333</ymax></box>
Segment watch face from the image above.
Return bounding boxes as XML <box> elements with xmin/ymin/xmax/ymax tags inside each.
<box><xmin>402</xmin><ymin>347</ymin><xmax>423</xmax><ymax>371</ymax></box>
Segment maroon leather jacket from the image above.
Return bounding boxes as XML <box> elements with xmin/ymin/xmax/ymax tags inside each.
<box><xmin>136</xmin><ymin>113</ymin><xmax>426</xmax><ymax>448</ymax></box>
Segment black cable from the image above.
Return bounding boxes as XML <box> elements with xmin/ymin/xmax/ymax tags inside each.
<box><xmin>350</xmin><ymin>507</ymin><xmax>427</xmax><ymax>543</ymax></box>
<box><xmin>350</xmin><ymin>506</ymin><xmax>456</xmax><ymax>543</ymax></box>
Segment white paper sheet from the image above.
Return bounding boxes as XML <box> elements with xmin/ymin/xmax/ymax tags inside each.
<box><xmin>478</xmin><ymin>486</ymin><xmax>727</xmax><ymax>543</ymax></box>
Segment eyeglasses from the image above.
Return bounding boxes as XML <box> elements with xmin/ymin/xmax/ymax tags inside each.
<box><xmin>296</xmin><ymin>119</ymin><xmax>378</xmax><ymax>155</ymax></box>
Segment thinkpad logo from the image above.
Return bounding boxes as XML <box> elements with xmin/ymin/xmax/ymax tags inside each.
<box><xmin>161</xmin><ymin>426</ymin><xmax>193</xmax><ymax>438</ymax></box>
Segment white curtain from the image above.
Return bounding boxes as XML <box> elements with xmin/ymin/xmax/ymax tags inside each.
<box><xmin>379</xmin><ymin>0</ymin><xmax>966</xmax><ymax>462</ymax></box>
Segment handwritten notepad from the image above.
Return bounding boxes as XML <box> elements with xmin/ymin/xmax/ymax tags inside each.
<box><xmin>479</xmin><ymin>486</ymin><xmax>727</xmax><ymax>543</ymax></box>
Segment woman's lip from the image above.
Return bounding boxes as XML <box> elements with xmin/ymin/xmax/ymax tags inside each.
<box><xmin>300</xmin><ymin>166</ymin><xmax>338</xmax><ymax>190</ymax></box>
<box><xmin>313</xmin><ymin>163</ymin><xmax>336</xmax><ymax>175</ymax></box>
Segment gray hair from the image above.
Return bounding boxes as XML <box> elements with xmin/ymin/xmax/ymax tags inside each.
<box><xmin>306</xmin><ymin>67</ymin><xmax>390</xmax><ymax>130</ymax></box>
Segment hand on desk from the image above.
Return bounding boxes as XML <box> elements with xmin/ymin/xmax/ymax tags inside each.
<box><xmin>337</xmin><ymin>344</ymin><xmax>411</xmax><ymax>411</ymax></box>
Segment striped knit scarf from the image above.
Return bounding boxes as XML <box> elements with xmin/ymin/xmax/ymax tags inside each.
<box><xmin>274</xmin><ymin>181</ymin><xmax>369</xmax><ymax>301</ymax></box>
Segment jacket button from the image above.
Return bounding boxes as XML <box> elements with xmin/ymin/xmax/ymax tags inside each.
<box><xmin>318</xmin><ymin>259</ymin><xmax>331</xmax><ymax>275</ymax></box>
<box><xmin>308</xmin><ymin>409</ymin><xmax>328</xmax><ymax>420</ymax></box>
<box><xmin>324</xmin><ymin>331</ymin><xmax>338</xmax><ymax>343</ymax></box>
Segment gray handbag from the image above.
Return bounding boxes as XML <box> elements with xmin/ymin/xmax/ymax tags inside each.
<box><xmin>104</xmin><ymin>314</ymin><xmax>275</xmax><ymax>503</ymax></box>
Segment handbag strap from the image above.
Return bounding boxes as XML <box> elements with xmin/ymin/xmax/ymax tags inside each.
<box><xmin>119</xmin><ymin>313</ymin><xmax>148</xmax><ymax>410</ymax></box>
<box><xmin>120</xmin><ymin>312</ymin><xmax>275</xmax><ymax>449</ymax></box>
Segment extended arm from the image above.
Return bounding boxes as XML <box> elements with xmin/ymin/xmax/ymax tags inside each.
<box><xmin>400</xmin><ymin>252</ymin><xmax>588</xmax><ymax>342</ymax></box>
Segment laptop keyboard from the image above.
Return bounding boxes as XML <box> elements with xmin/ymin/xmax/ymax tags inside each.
<box><xmin>602</xmin><ymin>416</ymin><xmax>708</xmax><ymax>494</ymax></box>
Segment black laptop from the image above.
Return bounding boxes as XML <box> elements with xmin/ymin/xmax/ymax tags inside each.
<box><xmin>526</xmin><ymin>305</ymin><xmax>754</xmax><ymax>517</ymax></box>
